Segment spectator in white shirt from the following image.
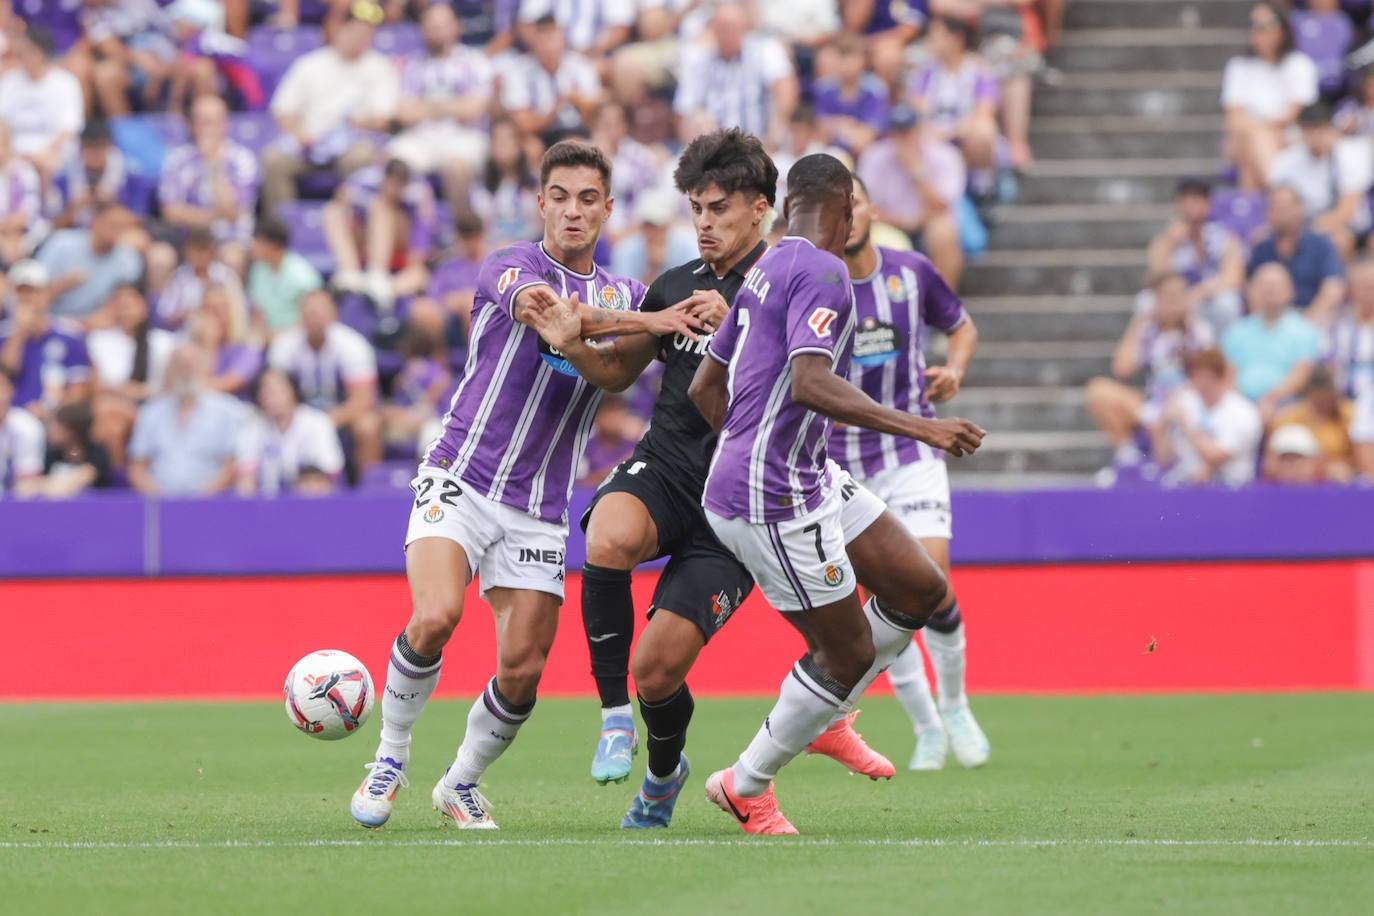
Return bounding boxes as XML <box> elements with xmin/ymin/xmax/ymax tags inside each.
<box><xmin>87</xmin><ymin>284</ymin><xmax>175</xmax><ymax>471</ymax></box>
<box><xmin>1152</xmin><ymin>348</ymin><xmax>1264</xmax><ymax>488</ymax></box>
<box><xmin>502</xmin><ymin>14</ymin><xmax>603</xmax><ymax>144</ymax></box>
<box><xmin>0</xmin><ymin>368</ymin><xmax>45</xmax><ymax>497</ymax></box>
<box><xmin>267</xmin><ymin>289</ymin><xmax>381</xmax><ymax>473</ymax></box>
<box><xmin>1267</xmin><ymin>102</ymin><xmax>1374</xmax><ymax>259</ymax></box>
<box><xmin>1223</xmin><ymin>2</ymin><xmax>1319</xmax><ymax>190</ymax></box>
<box><xmin>237</xmin><ymin>367</ymin><xmax>345</xmax><ymax>496</ymax></box>
<box><xmin>674</xmin><ymin>2</ymin><xmax>799</xmax><ymax>147</ymax></box>
<box><xmin>261</xmin><ymin>0</ymin><xmax>399</xmax><ymax>214</ymax></box>
<box><xmin>0</xmin><ymin>123</ymin><xmax>46</xmax><ymax>268</ymax></box>
<box><xmin>0</xmin><ymin>28</ymin><xmax>84</xmax><ymax>187</ymax></box>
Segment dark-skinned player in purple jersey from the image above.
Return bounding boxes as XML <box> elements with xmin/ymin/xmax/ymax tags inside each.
<box><xmin>687</xmin><ymin>153</ymin><xmax>986</xmax><ymax>834</ymax></box>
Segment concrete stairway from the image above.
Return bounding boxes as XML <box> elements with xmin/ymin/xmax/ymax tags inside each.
<box><xmin>948</xmin><ymin>0</ymin><xmax>1248</xmax><ymax>486</ymax></box>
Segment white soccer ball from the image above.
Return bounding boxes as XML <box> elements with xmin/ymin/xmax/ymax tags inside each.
<box><xmin>283</xmin><ymin>650</ymin><xmax>375</xmax><ymax>740</ymax></box>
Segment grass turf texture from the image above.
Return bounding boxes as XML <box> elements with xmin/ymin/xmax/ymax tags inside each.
<box><xmin>3</xmin><ymin>695</ymin><xmax>1371</xmax><ymax>915</ymax></box>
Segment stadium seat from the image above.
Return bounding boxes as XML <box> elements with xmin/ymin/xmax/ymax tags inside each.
<box><xmin>228</xmin><ymin>111</ymin><xmax>281</xmax><ymax>156</ymax></box>
<box><xmin>245</xmin><ymin>26</ymin><xmax>325</xmax><ymax>99</ymax></box>
<box><xmin>1209</xmin><ymin>188</ymin><xmax>1268</xmax><ymax>251</ymax></box>
<box><xmin>274</xmin><ymin>200</ymin><xmax>334</xmax><ymax>275</ymax></box>
<box><xmin>357</xmin><ymin>459</ymin><xmax>416</xmax><ymax>492</ymax></box>
<box><xmin>373</xmin><ymin>23</ymin><xmax>423</xmax><ymax>58</ymax></box>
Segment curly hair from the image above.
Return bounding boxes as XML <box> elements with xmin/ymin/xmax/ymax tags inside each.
<box><xmin>673</xmin><ymin>128</ymin><xmax>778</xmax><ymax>207</ymax></box>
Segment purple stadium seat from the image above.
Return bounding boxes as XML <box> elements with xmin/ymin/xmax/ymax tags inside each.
<box><xmin>246</xmin><ymin>26</ymin><xmax>325</xmax><ymax>99</ymax></box>
<box><xmin>228</xmin><ymin>111</ymin><xmax>281</xmax><ymax>155</ymax></box>
<box><xmin>358</xmin><ymin>460</ymin><xmax>415</xmax><ymax>492</ymax></box>
<box><xmin>373</xmin><ymin>23</ymin><xmax>423</xmax><ymax>58</ymax></box>
<box><xmin>274</xmin><ymin>200</ymin><xmax>334</xmax><ymax>275</ymax></box>
<box><xmin>1209</xmin><ymin>188</ymin><xmax>1268</xmax><ymax>250</ymax></box>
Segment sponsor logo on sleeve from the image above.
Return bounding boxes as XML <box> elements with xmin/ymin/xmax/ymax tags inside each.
<box><xmin>808</xmin><ymin>307</ymin><xmax>838</xmax><ymax>338</ymax></box>
<box><xmin>497</xmin><ymin>267</ymin><xmax>521</xmax><ymax>294</ymax></box>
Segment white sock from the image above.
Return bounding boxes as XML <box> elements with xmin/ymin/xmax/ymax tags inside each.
<box><xmin>376</xmin><ymin>633</ymin><xmax>442</xmax><ymax>766</ymax></box>
<box><xmin>734</xmin><ymin>657</ymin><xmax>852</xmax><ymax>797</ymax></box>
<box><xmin>601</xmin><ymin>703</ymin><xmax>633</xmax><ymax>723</ymax></box>
<box><xmin>924</xmin><ymin>624</ymin><xmax>968</xmax><ymax>712</ymax></box>
<box><xmin>443</xmin><ymin>678</ymin><xmax>534</xmax><ymax>787</ymax></box>
<box><xmin>644</xmin><ymin>760</ymin><xmax>681</xmax><ymax>786</ymax></box>
<box><xmin>886</xmin><ymin>641</ymin><xmax>942</xmax><ymax>732</ymax></box>
<box><xmin>1114</xmin><ymin>442</ymin><xmax>1143</xmax><ymax>466</ymax></box>
<box><xmin>822</xmin><ymin>596</ymin><xmax>922</xmax><ymax>728</ymax></box>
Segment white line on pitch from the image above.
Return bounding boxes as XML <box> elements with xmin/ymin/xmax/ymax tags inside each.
<box><xmin>1</xmin><ymin>838</ymin><xmax>1369</xmax><ymax>850</ymax></box>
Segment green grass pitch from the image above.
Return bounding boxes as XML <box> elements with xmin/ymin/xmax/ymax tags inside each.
<box><xmin>3</xmin><ymin>694</ymin><xmax>1371</xmax><ymax>915</ymax></box>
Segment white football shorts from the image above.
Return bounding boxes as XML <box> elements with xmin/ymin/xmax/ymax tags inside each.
<box><xmin>849</xmin><ymin>459</ymin><xmax>952</xmax><ymax>541</ymax></box>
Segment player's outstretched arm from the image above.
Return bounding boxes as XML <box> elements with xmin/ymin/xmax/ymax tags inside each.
<box><xmin>791</xmin><ymin>353</ymin><xmax>986</xmax><ymax>457</ymax></box>
<box><xmin>687</xmin><ymin>352</ymin><xmax>729</xmax><ymax>432</ymax></box>
<box><xmin>525</xmin><ymin>290</ymin><xmax>660</xmax><ymax>392</ymax></box>
<box><xmin>577</xmin><ymin>290</ymin><xmax>719</xmax><ymax>340</ymax></box>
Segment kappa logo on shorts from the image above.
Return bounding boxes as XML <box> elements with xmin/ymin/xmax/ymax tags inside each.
<box><xmin>423</xmin><ymin>505</ymin><xmax>444</xmax><ymax>524</ymax></box>
<box><xmin>823</xmin><ymin>564</ymin><xmax>845</xmax><ymax>587</ymax></box>
<box><xmin>497</xmin><ymin>267</ymin><xmax>520</xmax><ymax>294</ymax></box>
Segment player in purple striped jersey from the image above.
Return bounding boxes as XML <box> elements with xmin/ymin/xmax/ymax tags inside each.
<box><xmin>689</xmin><ymin>154</ymin><xmax>985</xmax><ymax>834</ymax></box>
<box><xmin>839</xmin><ymin>175</ymin><xmax>990</xmax><ymax>771</ymax></box>
<box><xmin>350</xmin><ymin>140</ymin><xmax>702</xmax><ymax>831</ymax></box>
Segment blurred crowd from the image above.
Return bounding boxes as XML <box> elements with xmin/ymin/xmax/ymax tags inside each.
<box><xmin>1085</xmin><ymin>0</ymin><xmax>1374</xmax><ymax>489</ymax></box>
<box><xmin>0</xmin><ymin>0</ymin><xmax>1060</xmax><ymax>499</ymax></box>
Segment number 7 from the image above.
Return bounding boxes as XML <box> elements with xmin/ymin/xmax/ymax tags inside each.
<box><xmin>802</xmin><ymin>523</ymin><xmax>825</xmax><ymax>562</ymax></box>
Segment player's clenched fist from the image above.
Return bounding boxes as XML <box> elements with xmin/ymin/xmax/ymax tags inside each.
<box><xmin>920</xmin><ymin>417</ymin><xmax>987</xmax><ymax>458</ymax></box>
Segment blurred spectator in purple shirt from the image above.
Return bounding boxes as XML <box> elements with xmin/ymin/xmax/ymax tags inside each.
<box><xmin>908</xmin><ymin>15</ymin><xmax>1001</xmax><ymax>193</ymax></box>
<box><xmin>83</xmin><ymin>0</ymin><xmax>179</xmax><ymax>117</ymax></box>
<box><xmin>856</xmin><ymin>105</ymin><xmax>966</xmax><ymax>287</ymax></box>
<box><xmin>155</xmin><ymin>229</ymin><xmax>248</xmax><ymax>332</ymax></box>
<box><xmin>323</xmin><ymin>158</ymin><xmax>436</xmax><ymax>319</ymax></box>
<box><xmin>577</xmin><ymin>391</ymin><xmax>643</xmax><ymax>486</ymax></box>
<box><xmin>159</xmin><ymin>95</ymin><xmax>261</xmax><ymax>271</ymax></box>
<box><xmin>0</xmin><ymin>260</ymin><xmax>92</xmax><ymax>420</ymax></box>
<box><xmin>388</xmin><ymin>4</ymin><xmax>494</xmax><ymax>212</ymax></box>
<box><xmin>50</xmin><ymin>119</ymin><xmax>127</xmax><ymax>232</ymax></box>
<box><xmin>0</xmin><ymin>27</ymin><xmax>84</xmax><ymax>187</ymax></box>
<box><xmin>411</xmin><ymin>211</ymin><xmax>485</xmax><ymax>345</ymax></box>
<box><xmin>1289</xmin><ymin>0</ymin><xmax>1352</xmax><ymax>98</ymax></box>
<box><xmin>0</xmin><ymin>123</ymin><xmax>46</xmax><ymax>269</ymax></box>
<box><xmin>381</xmin><ymin>322</ymin><xmax>450</xmax><ymax>458</ymax></box>
<box><xmin>812</xmin><ymin>31</ymin><xmax>889</xmax><ymax>158</ymax></box>
<box><xmin>12</xmin><ymin>0</ymin><xmax>86</xmax><ymax>56</ymax></box>
<box><xmin>451</xmin><ymin>0</ymin><xmax>520</xmax><ymax>54</ymax></box>
<box><xmin>261</xmin><ymin>1</ymin><xmax>398</xmax><ymax>214</ymax></box>
<box><xmin>469</xmin><ymin>117</ymin><xmax>542</xmax><ymax>248</ymax></box>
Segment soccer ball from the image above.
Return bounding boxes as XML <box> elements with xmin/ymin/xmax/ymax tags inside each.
<box><xmin>283</xmin><ymin>650</ymin><xmax>375</xmax><ymax>740</ymax></box>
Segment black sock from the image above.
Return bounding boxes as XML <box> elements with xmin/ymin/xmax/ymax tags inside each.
<box><xmin>581</xmin><ymin>563</ymin><xmax>635</xmax><ymax>708</ymax></box>
<box><xmin>638</xmin><ymin>684</ymin><xmax>695</xmax><ymax>779</ymax></box>
<box><xmin>927</xmin><ymin>601</ymin><xmax>962</xmax><ymax>634</ymax></box>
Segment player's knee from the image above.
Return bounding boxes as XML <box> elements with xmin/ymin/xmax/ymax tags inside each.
<box><xmin>408</xmin><ymin>596</ymin><xmax>463</xmax><ymax>651</ymax></box>
<box><xmin>586</xmin><ymin>523</ymin><xmax>651</xmax><ymax>569</ymax></box>
<box><xmin>496</xmin><ymin>652</ymin><xmax>547</xmax><ymax>705</ymax></box>
<box><xmin>630</xmin><ymin>651</ymin><xmax>681</xmax><ymax>701</ymax></box>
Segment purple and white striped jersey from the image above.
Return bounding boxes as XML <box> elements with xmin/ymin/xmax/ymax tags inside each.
<box><xmin>517</xmin><ymin>0</ymin><xmax>635</xmax><ymax>53</ymax></box>
<box><xmin>1170</xmin><ymin>222</ymin><xmax>1237</xmax><ymax>286</ymax></box>
<box><xmin>158</xmin><ymin>140</ymin><xmax>260</xmax><ymax>244</ymax></box>
<box><xmin>1</xmin><ymin>160</ymin><xmax>43</xmax><ymax>225</ymax></box>
<box><xmin>830</xmin><ymin>248</ymin><xmax>965</xmax><ymax>479</ymax></box>
<box><xmin>908</xmin><ymin>59</ymin><xmax>999</xmax><ymax>130</ymax></box>
<box><xmin>703</xmin><ymin>237</ymin><xmax>856</xmax><ymax>524</ymax></box>
<box><xmin>398</xmin><ymin>44</ymin><xmax>493</xmax><ymax>127</ymax></box>
<box><xmin>422</xmin><ymin>241</ymin><xmax>646</xmax><ymax>524</ymax></box>
<box><xmin>1327</xmin><ymin>315</ymin><xmax>1374</xmax><ymax>401</ymax></box>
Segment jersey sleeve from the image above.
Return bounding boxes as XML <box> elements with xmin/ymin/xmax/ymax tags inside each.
<box><xmin>785</xmin><ymin>254</ymin><xmax>852</xmax><ymax>364</ymax></box>
<box><xmin>705</xmin><ymin>302</ymin><xmax>742</xmax><ymax>366</ymax></box>
<box><xmin>475</xmin><ymin>244</ymin><xmax>552</xmax><ymax>319</ymax></box>
<box><xmin>916</xmin><ymin>256</ymin><xmax>967</xmax><ymax>333</ymax></box>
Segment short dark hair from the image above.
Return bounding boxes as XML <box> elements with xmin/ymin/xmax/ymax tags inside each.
<box><xmin>82</xmin><ymin>118</ymin><xmax>112</xmax><ymax>146</ymax></box>
<box><xmin>674</xmin><ymin>128</ymin><xmax>778</xmax><ymax>208</ymax></box>
<box><xmin>455</xmin><ymin>211</ymin><xmax>484</xmax><ymax>238</ymax></box>
<box><xmin>933</xmin><ymin>15</ymin><xmax>975</xmax><ymax>48</ymax></box>
<box><xmin>539</xmin><ymin>139</ymin><xmax>613</xmax><ymax>193</ymax></box>
<box><xmin>785</xmin><ymin>153</ymin><xmax>853</xmax><ymax>210</ymax></box>
<box><xmin>384</xmin><ymin>157</ymin><xmax>411</xmax><ymax>183</ymax></box>
<box><xmin>1305</xmin><ymin>363</ymin><xmax>1336</xmax><ymax>392</ymax></box>
<box><xmin>185</xmin><ymin>227</ymin><xmax>215</xmax><ymax>250</ymax></box>
<box><xmin>254</xmin><ymin>214</ymin><xmax>290</xmax><ymax>248</ymax></box>
<box><xmin>1251</xmin><ymin>2</ymin><xmax>1295</xmax><ymax>59</ymax></box>
<box><xmin>1176</xmin><ymin>177</ymin><xmax>1211</xmax><ymax>199</ymax></box>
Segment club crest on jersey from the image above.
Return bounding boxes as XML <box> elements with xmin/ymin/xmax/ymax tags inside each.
<box><xmin>497</xmin><ymin>267</ymin><xmax>520</xmax><ymax>294</ymax></box>
<box><xmin>808</xmin><ymin>307</ymin><xmax>838</xmax><ymax>338</ymax></box>
<box><xmin>823</xmin><ymin>564</ymin><xmax>845</xmax><ymax>587</ymax></box>
<box><xmin>423</xmin><ymin>505</ymin><xmax>444</xmax><ymax>524</ymax></box>
<box><xmin>599</xmin><ymin>283</ymin><xmax>629</xmax><ymax>311</ymax></box>
<box><xmin>852</xmin><ymin>317</ymin><xmax>900</xmax><ymax>367</ymax></box>
<box><xmin>886</xmin><ymin>274</ymin><xmax>908</xmax><ymax>301</ymax></box>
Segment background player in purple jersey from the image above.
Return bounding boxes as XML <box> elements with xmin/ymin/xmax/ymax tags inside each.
<box><xmin>688</xmin><ymin>153</ymin><xmax>985</xmax><ymax>834</ymax></box>
<box><xmin>349</xmin><ymin>140</ymin><xmax>699</xmax><ymax>832</ymax></box>
<box><xmin>839</xmin><ymin>174</ymin><xmax>990</xmax><ymax>772</ymax></box>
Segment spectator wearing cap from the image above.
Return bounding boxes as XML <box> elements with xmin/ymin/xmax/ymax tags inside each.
<box><xmin>261</xmin><ymin>0</ymin><xmax>399</xmax><ymax>215</ymax></box>
<box><xmin>1247</xmin><ymin>185</ymin><xmax>1345</xmax><ymax>324</ymax></box>
<box><xmin>907</xmin><ymin>15</ymin><xmax>1002</xmax><ymax>199</ymax></box>
<box><xmin>82</xmin><ymin>0</ymin><xmax>179</xmax><ymax>118</ymax></box>
<box><xmin>0</xmin><ymin>368</ymin><xmax>45</xmax><ymax>497</ymax></box>
<box><xmin>1223</xmin><ymin>2</ymin><xmax>1318</xmax><ymax>190</ymax></box>
<box><xmin>246</xmin><ymin>216</ymin><xmax>324</xmax><ymax>338</ymax></box>
<box><xmin>839</xmin><ymin>0</ymin><xmax>924</xmax><ymax>92</ymax></box>
<box><xmin>811</xmin><ymin>31</ymin><xmax>890</xmax><ymax>159</ymax></box>
<box><xmin>1267</xmin><ymin>102</ymin><xmax>1374</xmax><ymax>260</ymax></box>
<box><xmin>1268</xmin><ymin>365</ymin><xmax>1355</xmax><ymax>482</ymax></box>
<box><xmin>1152</xmin><ymin>348</ymin><xmax>1263</xmax><ymax>488</ymax></box>
<box><xmin>127</xmin><ymin>343</ymin><xmax>240</xmax><ymax>497</ymax></box>
<box><xmin>502</xmin><ymin>13</ymin><xmax>604</xmax><ymax>145</ymax></box>
<box><xmin>0</xmin><ymin>260</ymin><xmax>92</xmax><ymax>419</ymax></box>
<box><xmin>51</xmin><ymin>119</ymin><xmax>127</xmax><ymax>231</ymax></box>
<box><xmin>388</xmin><ymin>4</ymin><xmax>494</xmax><ymax>213</ymax></box>
<box><xmin>1147</xmin><ymin>179</ymin><xmax>1246</xmax><ymax>333</ymax></box>
<box><xmin>159</xmin><ymin>94</ymin><xmax>261</xmax><ymax>272</ymax></box>
<box><xmin>266</xmin><ymin>289</ymin><xmax>382</xmax><ymax>473</ymax></box>
<box><xmin>323</xmin><ymin>157</ymin><xmax>437</xmax><ymax>318</ymax></box>
<box><xmin>1224</xmin><ymin>262</ymin><xmax>1323</xmax><ymax>420</ymax></box>
<box><xmin>154</xmin><ymin>228</ymin><xmax>247</xmax><ymax>332</ymax></box>
<box><xmin>0</xmin><ymin>123</ymin><xmax>46</xmax><ymax>269</ymax></box>
<box><xmin>674</xmin><ymin>2</ymin><xmax>799</xmax><ymax>148</ymax></box>
<box><xmin>1086</xmin><ymin>272</ymin><xmax>1216</xmax><ymax>475</ymax></box>
<box><xmin>0</xmin><ymin>27</ymin><xmax>84</xmax><ymax>187</ymax></box>
<box><xmin>236</xmin><ymin>367</ymin><xmax>345</xmax><ymax>496</ymax></box>
<box><xmin>856</xmin><ymin>104</ymin><xmax>966</xmax><ymax>287</ymax></box>
<box><xmin>1262</xmin><ymin>424</ymin><xmax>1326</xmax><ymax>484</ymax></box>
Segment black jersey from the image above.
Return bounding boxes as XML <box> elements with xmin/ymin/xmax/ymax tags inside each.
<box><xmin>634</xmin><ymin>240</ymin><xmax>768</xmax><ymax>493</ymax></box>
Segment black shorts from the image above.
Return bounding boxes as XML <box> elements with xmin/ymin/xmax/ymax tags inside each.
<box><xmin>582</xmin><ymin>454</ymin><xmax>754</xmax><ymax>642</ymax></box>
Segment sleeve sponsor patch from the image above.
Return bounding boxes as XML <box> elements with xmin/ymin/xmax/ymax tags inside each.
<box><xmin>497</xmin><ymin>267</ymin><xmax>521</xmax><ymax>295</ymax></box>
<box><xmin>808</xmin><ymin>307</ymin><xmax>838</xmax><ymax>338</ymax></box>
